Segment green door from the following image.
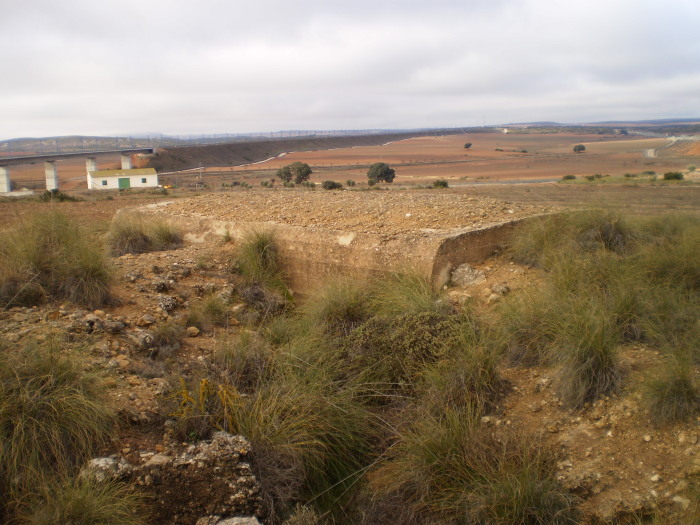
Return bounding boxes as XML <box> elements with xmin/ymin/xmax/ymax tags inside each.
<box><xmin>118</xmin><ymin>178</ymin><xmax>131</xmax><ymax>189</ymax></box>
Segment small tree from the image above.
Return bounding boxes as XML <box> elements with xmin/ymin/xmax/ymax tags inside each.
<box><xmin>463</xmin><ymin>142</ymin><xmax>472</xmax><ymax>149</ymax></box>
<box><xmin>290</xmin><ymin>162</ymin><xmax>312</xmax><ymax>184</ymax></box>
<box><xmin>573</xmin><ymin>144</ymin><xmax>586</xmax><ymax>153</ymax></box>
<box><xmin>367</xmin><ymin>163</ymin><xmax>395</xmax><ymax>184</ymax></box>
<box><xmin>276</xmin><ymin>162</ymin><xmax>312</xmax><ymax>184</ymax></box>
<box><xmin>276</xmin><ymin>166</ymin><xmax>292</xmax><ymax>183</ymax></box>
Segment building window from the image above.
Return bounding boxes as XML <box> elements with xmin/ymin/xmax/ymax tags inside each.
<box><xmin>141</xmin><ymin>178</ymin><xmax>147</xmax><ymax>183</ymax></box>
<box><xmin>101</xmin><ymin>180</ymin><xmax>107</xmax><ymax>186</ymax></box>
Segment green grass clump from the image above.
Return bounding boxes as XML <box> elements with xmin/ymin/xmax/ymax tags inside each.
<box><xmin>368</xmin><ymin>272</ymin><xmax>449</xmax><ymax>317</ymax></box>
<box><xmin>508</xmin><ymin>210</ymin><xmax>635</xmax><ymax>267</ymax></box>
<box><xmin>553</xmin><ymin>303</ymin><xmax>626</xmax><ymax>408</ymax></box>
<box><xmin>233</xmin><ymin>230</ymin><xmax>291</xmax><ymax>320</ymax></box>
<box><xmin>174</xmin><ymin>370</ymin><xmax>373</xmax><ymax>521</ymax></box>
<box><xmin>419</xmin><ymin>317</ymin><xmax>503</xmax><ymax>413</ymax></box>
<box><xmin>150</xmin><ymin>320</ymin><xmax>185</xmax><ymax>359</ymax></box>
<box><xmin>213</xmin><ymin>331</ymin><xmax>276</xmax><ymax>393</ymax></box>
<box><xmin>235</xmin><ymin>229</ymin><xmax>286</xmax><ymax>290</ymax></box>
<box><xmin>107</xmin><ymin>212</ymin><xmax>182</xmax><ymax>256</ymax></box>
<box><xmin>369</xmin><ymin>407</ymin><xmax>579</xmax><ymax>524</ymax></box>
<box><xmin>0</xmin><ymin>210</ymin><xmax>111</xmax><ymax>308</ymax></box>
<box><xmin>186</xmin><ymin>294</ymin><xmax>230</xmax><ymax>331</ymax></box>
<box><xmin>345</xmin><ymin>312</ymin><xmax>460</xmax><ymax>398</ymax></box>
<box><xmin>21</xmin><ymin>476</ymin><xmax>147</xmax><ymax>525</ymax></box>
<box><xmin>646</xmin><ymin>355</ymin><xmax>700</xmax><ymax>426</ymax></box>
<box><xmin>0</xmin><ymin>339</ymin><xmax>115</xmax><ymax>516</ymax></box>
<box><xmin>301</xmin><ymin>278</ymin><xmax>372</xmax><ymax>337</ymax></box>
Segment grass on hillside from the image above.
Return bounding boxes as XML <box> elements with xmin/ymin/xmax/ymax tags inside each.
<box><xmin>0</xmin><ymin>338</ymin><xmax>117</xmax><ymax>520</ymax></box>
<box><xmin>168</xmin><ymin>209</ymin><xmax>698</xmax><ymax>523</ymax></box>
<box><xmin>20</xmin><ymin>476</ymin><xmax>147</xmax><ymax>525</ymax></box>
<box><xmin>106</xmin><ymin>212</ymin><xmax>182</xmax><ymax>256</ymax></box>
<box><xmin>0</xmin><ymin>210</ymin><xmax>112</xmax><ymax>308</ymax></box>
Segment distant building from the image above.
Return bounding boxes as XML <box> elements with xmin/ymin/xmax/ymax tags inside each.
<box><xmin>87</xmin><ymin>168</ymin><xmax>159</xmax><ymax>190</ymax></box>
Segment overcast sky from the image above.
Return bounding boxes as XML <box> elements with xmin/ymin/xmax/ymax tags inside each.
<box><xmin>1</xmin><ymin>0</ymin><xmax>699</xmax><ymax>139</ymax></box>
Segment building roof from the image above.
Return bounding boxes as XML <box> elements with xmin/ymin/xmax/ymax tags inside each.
<box><xmin>88</xmin><ymin>168</ymin><xmax>157</xmax><ymax>178</ymax></box>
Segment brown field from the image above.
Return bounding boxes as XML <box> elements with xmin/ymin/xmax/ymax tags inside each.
<box><xmin>3</xmin><ymin>131</ymin><xmax>699</xmax><ymax>191</ymax></box>
<box><xmin>224</xmin><ymin>132</ymin><xmax>698</xmax><ymax>186</ymax></box>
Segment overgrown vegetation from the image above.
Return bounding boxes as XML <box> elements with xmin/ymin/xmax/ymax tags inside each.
<box><xmin>107</xmin><ymin>211</ymin><xmax>183</xmax><ymax>256</ymax></box>
<box><xmin>169</xmin><ymin>209</ymin><xmax>700</xmax><ymax>521</ymax></box>
<box><xmin>0</xmin><ymin>210</ymin><xmax>112</xmax><ymax>308</ymax></box>
<box><xmin>503</xmin><ymin>210</ymin><xmax>700</xmax><ymax>412</ymax></box>
<box><xmin>0</xmin><ymin>338</ymin><xmax>140</xmax><ymax>522</ymax></box>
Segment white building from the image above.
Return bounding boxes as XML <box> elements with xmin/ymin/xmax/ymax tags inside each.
<box><xmin>87</xmin><ymin>168</ymin><xmax>159</xmax><ymax>190</ymax></box>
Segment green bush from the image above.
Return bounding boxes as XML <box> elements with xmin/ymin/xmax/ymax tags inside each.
<box><xmin>663</xmin><ymin>171</ymin><xmax>684</xmax><ymax>180</ymax></box>
<box><xmin>39</xmin><ymin>189</ymin><xmax>79</xmax><ymax>202</ymax></box>
<box><xmin>433</xmin><ymin>179</ymin><xmax>449</xmax><ymax>188</ymax></box>
<box><xmin>0</xmin><ymin>340</ymin><xmax>114</xmax><ymax>511</ymax></box>
<box><xmin>561</xmin><ymin>174</ymin><xmax>576</xmax><ymax>180</ymax></box>
<box><xmin>0</xmin><ymin>210</ymin><xmax>112</xmax><ymax>308</ymax></box>
<box><xmin>345</xmin><ymin>312</ymin><xmax>460</xmax><ymax>396</ymax></box>
<box><xmin>321</xmin><ymin>180</ymin><xmax>343</xmax><ymax>190</ymax></box>
<box><xmin>346</xmin><ymin>179</ymin><xmax>356</xmax><ymax>187</ymax></box>
<box><xmin>419</xmin><ymin>317</ymin><xmax>503</xmax><ymax>412</ymax></box>
<box><xmin>107</xmin><ymin>212</ymin><xmax>182</xmax><ymax>256</ymax></box>
<box><xmin>367</xmin><ymin>163</ymin><xmax>395</xmax><ymax>184</ymax></box>
<box><xmin>235</xmin><ymin>230</ymin><xmax>286</xmax><ymax>291</ymax></box>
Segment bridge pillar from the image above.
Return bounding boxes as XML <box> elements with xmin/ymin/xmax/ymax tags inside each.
<box><xmin>45</xmin><ymin>161</ymin><xmax>58</xmax><ymax>191</ymax></box>
<box><xmin>0</xmin><ymin>167</ymin><xmax>10</xmax><ymax>193</ymax></box>
<box><xmin>120</xmin><ymin>154</ymin><xmax>132</xmax><ymax>170</ymax></box>
<box><xmin>86</xmin><ymin>157</ymin><xmax>97</xmax><ymax>174</ymax></box>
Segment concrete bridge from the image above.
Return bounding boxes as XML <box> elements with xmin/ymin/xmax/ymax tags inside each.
<box><xmin>0</xmin><ymin>148</ymin><xmax>154</xmax><ymax>193</ymax></box>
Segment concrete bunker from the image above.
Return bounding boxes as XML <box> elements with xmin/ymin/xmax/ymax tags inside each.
<box><xmin>132</xmin><ymin>192</ymin><xmax>554</xmax><ymax>292</ymax></box>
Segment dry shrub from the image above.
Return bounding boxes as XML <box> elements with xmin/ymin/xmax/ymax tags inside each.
<box><xmin>21</xmin><ymin>475</ymin><xmax>147</xmax><ymax>525</ymax></box>
<box><xmin>0</xmin><ymin>210</ymin><xmax>111</xmax><ymax>308</ymax></box>
<box><xmin>0</xmin><ymin>339</ymin><xmax>114</xmax><ymax>517</ymax></box>
<box><xmin>107</xmin><ymin>212</ymin><xmax>182</xmax><ymax>256</ymax></box>
<box><xmin>368</xmin><ymin>407</ymin><xmax>579</xmax><ymax>524</ymax></box>
<box><xmin>646</xmin><ymin>353</ymin><xmax>700</xmax><ymax>426</ymax></box>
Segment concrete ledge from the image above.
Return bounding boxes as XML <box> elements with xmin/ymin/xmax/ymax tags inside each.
<box><xmin>137</xmin><ymin>208</ymin><xmax>531</xmax><ymax>292</ymax></box>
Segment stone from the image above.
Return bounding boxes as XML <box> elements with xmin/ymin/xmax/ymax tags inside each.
<box><xmin>650</xmin><ymin>474</ymin><xmax>661</xmax><ymax>482</ymax></box>
<box><xmin>158</xmin><ymin>295</ymin><xmax>179</xmax><ymax>312</ymax></box>
<box><xmin>672</xmin><ymin>495</ymin><xmax>691</xmax><ymax>511</ymax></box>
<box><xmin>87</xmin><ymin>432</ymin><xmax>263</xmax><ymax>524</ymax></box>
<box><xmin>491</xmin><ymin>283</ymin><xmax>511</xmax><ymax>296</ymax></box>
<box><xmin>144</xmin><ymin>454</ymin><xmax>173</xmax><ymax>467</ymax></box>
<box><xmin>644</xmin><ymin>435</ymin><xmax>652</xmax><ymax>442</ymax></box>
<box><xmin>187</xmin><ymin>326</ymin><xmax>201</xmax><ymax>337</ymax></box>
<box><xmin>450</xmin><ymin>263</ymin><xmax>486</xmax><ymax>287</ymax></box>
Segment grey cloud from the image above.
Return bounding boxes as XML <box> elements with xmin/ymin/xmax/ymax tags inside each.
<box><xmin>1</xmin><ymin>0</ymin><xmax>699</xmax><ymax>138</ymax></box>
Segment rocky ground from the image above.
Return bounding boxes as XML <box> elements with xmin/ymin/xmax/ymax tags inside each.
<box><xmin>156</xmin><ymin>190</ymin><xmax>558</xmax><ymax>236</ymax></box>
<box><xmin>1</xmin><ymin>191</ymin><xmax>698</xmax><ymax>523</ymax></box>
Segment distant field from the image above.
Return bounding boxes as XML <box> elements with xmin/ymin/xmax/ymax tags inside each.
<box><xmin>2</xmin><ymin>131</ymin><xmax>699</xmax><ymax>191</ymax></box>
<box><xmin>224</xmin><ymin>132</ymin><xmax>698</xmax><ymax>185</ymax></box>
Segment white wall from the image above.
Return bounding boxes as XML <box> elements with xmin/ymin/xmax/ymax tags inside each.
<box><xmin>87</xmin><ymin>173</ymin><xmax>159</xmax><ymax>190</ymax></box>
